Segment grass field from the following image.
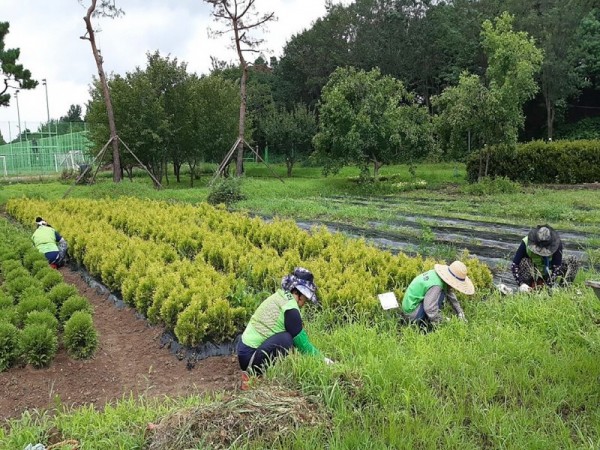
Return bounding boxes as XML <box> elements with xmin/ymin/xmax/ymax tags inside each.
<box><xmin>1</xmin><ymin>163</ymin><xmax>600</xmax><ymax>449</ymax></box>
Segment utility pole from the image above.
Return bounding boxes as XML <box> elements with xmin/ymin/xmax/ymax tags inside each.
<box><xmin>42</xmin><ymin>79</ymin><xmax>51</xmax><ymax>141</ymax></box>
<box><xmin>15</xmin><ymin>89</ymin><xmax>22</xmax><ymax>143</ymax></box>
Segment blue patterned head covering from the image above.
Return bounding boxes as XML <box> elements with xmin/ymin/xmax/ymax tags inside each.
<box><xmin>281</xmin><ymin>267</ymin><xmax>319</xmax><ymax>304</ymax></box>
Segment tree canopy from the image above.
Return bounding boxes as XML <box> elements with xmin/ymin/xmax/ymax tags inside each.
<box><xmin>0</xmin><ymin>22</ymin><xmax>37</xmax><ymax>108</ymax></box>
<box><xmin>314</xmin><ymin>67</ymin><xmax>433</xmax><ymax>178</ymax></box>
<box><xmin>434</xmin><ymin>12</ymin><xmax>542</xmax><ymax>158</ymax></box>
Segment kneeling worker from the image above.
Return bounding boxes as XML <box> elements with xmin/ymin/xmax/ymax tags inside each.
<box><xmin>32</xmin><ymin>217</ymin><xmax>68</xmax><ymax>268</ymax></box>
<box><xmin>402</xmin><ymin>260</ymin><xmax>475</xmax><ymax>326</ymax></box>
<box><xmin>237</xmin><ymin>267</ymin><xmax>333</xmax><ymax>388</ymax></box>
<box><xmin>511</xmin><ymin>224</ymin><xmax>578</xmax><ymax>291</ymax></box>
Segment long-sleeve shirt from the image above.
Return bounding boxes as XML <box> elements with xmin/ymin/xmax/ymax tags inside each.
<box><xmin>511</xmin><ymin>241</ymin><xmax>563</xmax><ymax>282</ymax></box>
<box><xmin>423</xmin><ymin>285</ymin><xmax>464</xmax><ymax>324</ymax></box>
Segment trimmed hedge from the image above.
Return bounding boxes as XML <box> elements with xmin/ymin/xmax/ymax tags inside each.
<box><xmin>466</xmin><ymin>140</ymin><xmax>600</xmax><ymax>184</ymax></box>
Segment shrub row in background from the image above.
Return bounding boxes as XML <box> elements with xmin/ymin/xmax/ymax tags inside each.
<box><xmin>7</xmin><ymin>198</ymin><xmax>494</xmax><ymax>347</ymax></box>
<box><xmin>466</xmin><ymin>140</ymin><xmax>600</xmax><ymax>184</ymax></box>
<box><xmin>0</xmin><ymin>218</ymin><xmax>98</xmax><ymax>372</ymax></box>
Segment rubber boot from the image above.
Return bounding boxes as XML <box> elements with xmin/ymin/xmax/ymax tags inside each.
<box><xmin>240</xmin><ymin>371</ymin><xmax>250</xmax><ymax>391</ymax></box>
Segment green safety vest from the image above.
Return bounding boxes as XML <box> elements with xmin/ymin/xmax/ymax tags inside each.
<box><xmin>242</xmin><ymin>289</ymin><xmax>300</xmax><ymax>348</ymax></box>
<box><xmin>402</xmin><ymin>269</ymin><xmax>445</xmax><ymax>314</ymax></box>
<box><xmin>523</xmin><ymin>236</ymin><xmax>550</xmax><ymax>275</ymax></box>
<box><xmin>32</xmin><ymin>226</ymin><xmax>58</xmax><ymax>254</ymax></box>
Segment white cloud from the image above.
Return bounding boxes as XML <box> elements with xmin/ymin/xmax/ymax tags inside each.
<box><xmin>0</xmin><ymin>0</ymin><xmax>351</xmax><ymax>140</ymax></box>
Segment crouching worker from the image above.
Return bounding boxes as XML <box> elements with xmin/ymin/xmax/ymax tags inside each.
<box><xmin>402</xmin><ymin>261</ymin><xmax>475</xmax><ymax>328</ymax></box>
<box><xmin>511</xmin><ymin>225</ymin><xmax>579</xmax><ymax>291</ymax></box>
<box><xmin>32</xmin><ymin>217</ymin><xmax>68</xmax><ymax>268</ymax></box>
<box><xmin>237</xmin><ymin>267</ymin><xmax>333</xmax><ymax>389</ymax></box>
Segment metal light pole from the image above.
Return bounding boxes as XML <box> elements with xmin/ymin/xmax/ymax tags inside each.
<box><xmin>42</xmin><ymin>79</ymin><xmax>51</xmax><ymax>141</ymax></box>
<box><xmin>42</xmin><ymin>79</ymin><xmax>50</xmax><ymax>124</ymax></box>
<box><xmin>14</xmin><ymin>89</ymin><xmax>22</xmax><ymax>142</ymax></box>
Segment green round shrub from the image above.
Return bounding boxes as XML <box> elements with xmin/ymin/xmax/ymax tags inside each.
<box><xmin>23</xmin><ymin>249</ymin><xmax>47</xmax><ymax>271</ymax></box>
<box><xmin>0</xmin><ymin>249</ymin><xmax>19</xmax><ymax>261</ymax></box>
<box><xmin>19</xmin><ymin>324</ymin><xmax>58</xmax><ymax>368</ymax></box>
<box><xmin>19</xmin><ymin>285</ymin><xmax>46</xmax><ymax>302</ymax></box>
<box><xmin>6</xmin><ymin>266</ymin><xmax>31</xmax><ymax>280</ymax></box>
<box><xmin>0</xmin><ymin>307</ymin><xmax>19</xmax><ymax>326</ymax></box>
<box><xmin>0</xmin><ymin>322</ymin><xmax>20</xmax><ymax>372</ymax></box>
<box><xmin>34</xmin><ymin>266</ymin><xmax>54</xmax><ymax>281</ymax></box>
<box><xmin>63</xmin><ymin>311</ymin><xmax>98</xmax><ymax>360</ymax></box>
<box><xmin>31</xmin><ymin>260</ymin><xmax>50</xmax><ymax>276</ymax></box>
<box><xmin>16</xmin><ymin>241</ymin><xmax>34</xmax><ymax>259</ymax></box>
<box><xmin>4</xmin><ymin>276</ymin><xmax>35</xmax><ymax>299</ymax></box>
<box><xmin>1</xmin><ymin>259</ymin><xmax>23</xmax><ymax>275</ymax></box>
<box><xmin>17</xmin><ymin>296</ymin><xmax>57</xmax><ymax>325</ymax></box>
<box><xmin>25</xmin><ymin>310</ymin><xmax>59</xmax><ymax>332</ymax></box>
<box><xmin>48</xmin><ymin>283</ymin><xmax>79</xmax><ymax>309</ymax></box>
<box><xmin>0</xmin><ymin>291</ymin><xmax>14</xmax><ymax>309</ymax></box>
<box><xmin>207</xmin><ymin>178</ymin><xmax>245</xmax><ymax>206</ymax></box>
<box><xmin>41</xmin><ymin>270</ymin><xmax>63</xmax><ymax>291</ymax></box>
<box><xmin>60</xmin><ymin>295</ymin><xmax>93</xmax><ymax>324</ymax></box>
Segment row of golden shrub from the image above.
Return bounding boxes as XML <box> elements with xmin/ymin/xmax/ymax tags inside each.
<box><xmin>7</xmin><ymin>198</ymin><xmax>493</xmax><ymax>345</ymax></box>
<box><xmin>8</xmin><ymin>200</ymin><xmax>249</xmax><ymax>346</ymax></box>
<box><xmin>466</xmin><ymin>140</ymin><xmax>600</xmax><ymax>184</ymax></box>
<box><xmin>0</xmin><ymin>218</ymin><xmax>97</xmax><ymax>371</ymax></box>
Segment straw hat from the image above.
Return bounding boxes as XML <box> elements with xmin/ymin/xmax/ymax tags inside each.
<box><xmin>527</xmin><ymin>225</ymin><xmax>561</xmax><ymax>257</ymax></box>
<box><xmin>434</xmin><ymin>261</ymin><xmax>475</xmax><ymax>295</ymax></box>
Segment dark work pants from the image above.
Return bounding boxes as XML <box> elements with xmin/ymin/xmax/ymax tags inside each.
<box><xmin>237</xmin><ymin>331</ymin><xmax>294</xmax><ymax>374</ymax></box>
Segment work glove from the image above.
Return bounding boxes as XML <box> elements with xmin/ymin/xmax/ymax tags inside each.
<box><xmin>323</xmin><ymin>357</ymin><xmax>335</xmax><ymax>365</ymax></box>
<box><xmin>519</xmin><ymin>283</ymin><xmax>532</xmax><ymax>293</ymax></box>
<box><xmin>496</xmin><ymin>283</ymin><xmax>514</xmax><ymax>295</ymax></box>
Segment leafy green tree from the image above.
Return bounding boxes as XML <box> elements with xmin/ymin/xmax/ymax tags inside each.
<box><xmin>86</xmin><ymin>70</ymin><xmax>168</xmax><ymax>184</ymax></box>
<box><xmin>314</xmin><ymin>67</ymin><xmax>433</xmax><ymax>178</ymax></box>
<box><xmin>61</xmin><ymin>104</ymin><xmax>84</xmax><ymax>122</ymax></box>
<box><xmin>182</xmin><ymin>74</ymin><xmax>239</xmax><ymax>186</ymax></box>
<box><xmin>351</xmin><ymin>0</ymin><xmax>485</xmax><ymax>109</ymax></box>
<box><xmin>434</xmin><ymin>12</ymin><xmax>542</xmax><ymax>162</ymax></box>
<box><xmin>143</xmin><ymin>51</ymin><xmax>190</xmax><ymax>183</ymax></box>
<box><xmin>86</xmin><ymin>54</ymin><xmax>239</xmax><ymax>186</ymax></box>
<box><xmin>262</xmin><ymin>104</ymin><xmax>317</xmax><ymax>177</ymax></box>
<box><xmin>213</xmin><ymin>57</ymin><xmax>277</xmax><ymax>155</ymax></box>
<box><xmin>273</xmin><ymin>3</ymin><xmax>355</xmax><ymax>110</ymax></box>
<box><xmin>490</xmin><ymin>0</ymin><xmax>592</xmax><ymax>139</ymax></box>
<box><xmin>0</xmin><ymin>22</ymin><xmax>37</xmax><ymax>107</ymax></box>
<box><xmin>576</xmin><ymin>8</ymin><xmax>600</xmax><ymax>86</ymax></box>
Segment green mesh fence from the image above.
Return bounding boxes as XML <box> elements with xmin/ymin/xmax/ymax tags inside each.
<box><xmin>0</xmin><ymin>128</ymin><xmax>92</xmax><ymax>177</ymax></box>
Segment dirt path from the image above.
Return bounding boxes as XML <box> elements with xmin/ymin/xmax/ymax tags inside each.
<box><xmin>0</xmin><ymin>266</ymin><xmax>238</xmax><ymax>422</ymax></box>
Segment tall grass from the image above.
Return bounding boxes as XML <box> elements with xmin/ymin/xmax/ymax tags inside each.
<box><xmin>2</xmin><ymin>287</ymin><xmax>600</xmax><ymax>448</ymax></box>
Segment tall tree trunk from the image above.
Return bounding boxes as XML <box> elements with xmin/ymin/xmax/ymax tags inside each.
<box><xmin>234</xmin><ymin>19</ymin><xmax>248</xmax><ymax>178</ymax></box>
<box><xmin>189</xmin><ymin>162</ymin><xmax>197</xmax><ymax>187</ymax></box>
<box><xmin>373</xmin><ymin>160</ymin><xmax>383</xmax><ymax>179</ymax></box>
<box><xmin>545</xmin><ymin>96</ymin><xmax>555</xmax><ymax>141</ymax></box>
<box><xmin>82</xmin><ymin>0</ymin><xmax>121</xmax><ymax>182</ymax></box>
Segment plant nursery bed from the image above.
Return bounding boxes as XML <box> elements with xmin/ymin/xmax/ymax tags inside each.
<box><xmin>0</xmin><ymin>266</ymin><xmax>238</xmax><ymax>422</ymax></box>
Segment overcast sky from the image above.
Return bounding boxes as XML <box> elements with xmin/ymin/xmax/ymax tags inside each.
<box><xmin>1</xmin><ymin>0</ymin><xmax>349</xmax><ymax>140</ymax></box>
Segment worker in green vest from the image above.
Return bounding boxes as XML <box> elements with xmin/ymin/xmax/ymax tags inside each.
<box><xmin>32</xmin><ymin>217</ymin><xmax>68</xmax><ymax>268</ymax></box>
<box><xmin>511</xmin><ymin>224</ymin><xmax>578</xmax><ymax>292</ymax></box>
<box><xmin>402</xmin><ymin>260</ymin><xmax>474</xmax><ymax>327</ymax></box>
<box><xmin>237</xmin><ymin>267</ymin><xmax>333</xmax><ymax>389</ymax></box>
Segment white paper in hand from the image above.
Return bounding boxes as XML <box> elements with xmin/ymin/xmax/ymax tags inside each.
<box><xmin>378</xmin><ymin>292</ymin><xmax>399</xmax><ymax>310</ymax></box>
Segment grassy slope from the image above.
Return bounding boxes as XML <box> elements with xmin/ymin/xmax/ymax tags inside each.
<box><xmin>1</xmin><ymin>163</ymin><xmax>600</xmax><ymax>449</ymax></box>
